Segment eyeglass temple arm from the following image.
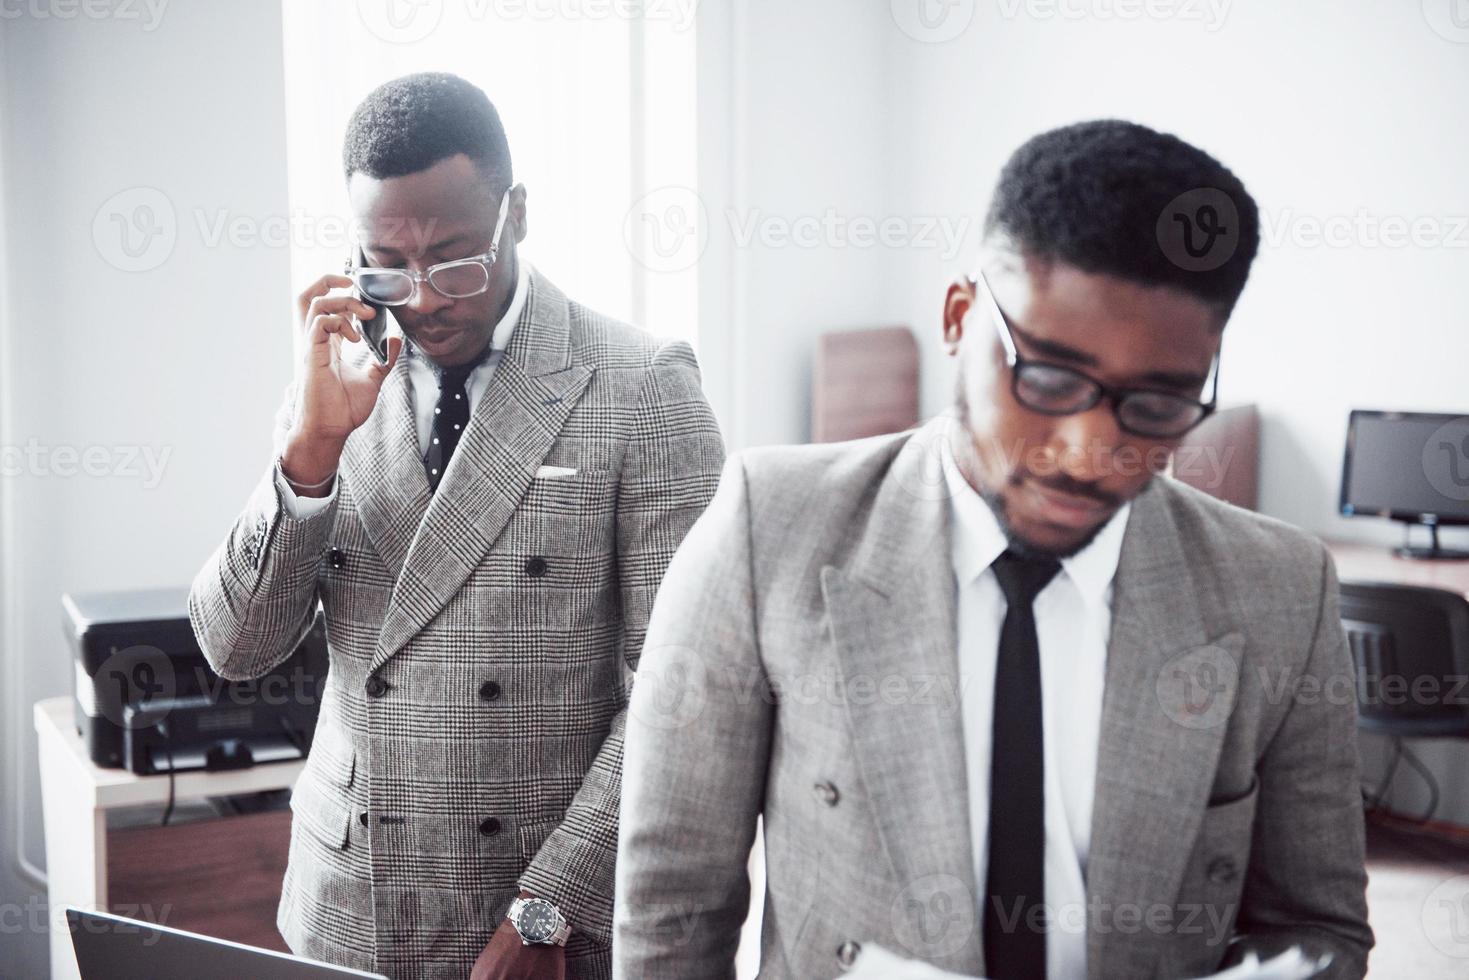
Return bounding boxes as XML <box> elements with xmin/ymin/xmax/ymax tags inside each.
<box><xmin>487</xmin><ymin>184</ymin><xmax>515</xmax><ymax>260</ymax></box>
<box><xmin>970</xmin><ymin>266</ymin><xmax>1019</xmax><ymax>363</ymax></box>
<box><xmin>1202</xmin><ymin>343</ymin><xmax>1222</xmax><ymax>408</ymax></box>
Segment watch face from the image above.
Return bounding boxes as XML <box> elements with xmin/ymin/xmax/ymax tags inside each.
<box><xmin>518</xmin><ymin>900</ymin><xmax>558</xmax><ymax>943</ymax></box>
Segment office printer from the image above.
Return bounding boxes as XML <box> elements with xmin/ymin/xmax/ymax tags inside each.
<box><xmin>63</xmin><ymin>587</ymin><xmax>327</xmax><ymax>775</ymax></box>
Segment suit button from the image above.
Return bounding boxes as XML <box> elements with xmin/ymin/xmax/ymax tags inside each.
<box><xmin>365</xmin><ymin>674</ymin><xmax>389</xmax><ymax>698</ymax></box>
<box><xmin>836</xmin><ymin>939</ymin><xmax>862</xmax><ymax>968</ymax></box>
<box><xmin>328</xmin><ymin>547</ymin><xmax>346</xmax><ymax>569</ymax></box>
<box><xmin>813</xmin><ymin>781</ymin><xmax>840</xmax><ymax>807</ymax></box>
<box><xmin>479</xmin><ymin>680</ymin><xmax>501</xmax><ymax>702</ymax></box>
<box><xmin>1206</xmin><ymin>857</ymin><xmax>1239</xmax><ymax>884</ymax></box>
<box><xmin>524</xmin><ymin>557</ymin><xmax>548</xmax><ymax>578</ymax></box>
<box><xmin>479</xmin><ymin>817</ymin><xmax>502</xmax><ymax>837</ymax></box>
<box><xmin>358</xmin><ymin>811</ymin><xmax>368</xmax><ymax>827</ymax></box>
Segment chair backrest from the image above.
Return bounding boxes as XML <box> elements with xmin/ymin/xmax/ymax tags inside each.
<box><xmin>1338</xmin><ymin>581</ymin><xmax>1469</xmax><ymax>735</ymax></box>
<box><xmin>1171</xmin><ymin>403</ymin><xmax>1259</xmax><ymax>510</ymax></box>
<box><xmin>811</xmin><ymin>326</ymin><xmax>919</xmax><ymax>443</ymax></box>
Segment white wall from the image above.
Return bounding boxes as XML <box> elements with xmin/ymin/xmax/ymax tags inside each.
<box><xmin>695</xmin><ymin>0</ymin><xmax>897</xmax><ymax>450</ymax></box>
<box><xmin>0</xmin><ymin>5</ymin><xmax>294</xmax><ymax>975</ymax></box>
<box><xmin>877</xmin><ymin>0</ymin><xmax>1469</xmax><ymax>819</ymax></box>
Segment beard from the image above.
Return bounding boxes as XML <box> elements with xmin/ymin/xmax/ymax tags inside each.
<box><xmin>954</xmin><ymin>365</ymin><xmax>1145</xmax><ymax>561</ymax></box>
<box><xmin>977</xmin><ymin>484</ymin><xmax>1112</xmax><ymax>560</ymax></box>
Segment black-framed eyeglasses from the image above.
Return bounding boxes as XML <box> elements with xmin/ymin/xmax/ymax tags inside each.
<box><xmin>972</xmin><ymin>267</ymin><xmax>1220</xmax><ymax>439</ymax></box>
<box><xmin>345</xmin><ymin>184</ymin><xmax>516</xmax><ymax>304</ymax></box>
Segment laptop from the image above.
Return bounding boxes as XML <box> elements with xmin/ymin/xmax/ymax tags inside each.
<box><xmin>67</xmin><ymin>907</ymin><xmax>389</xmax><ymax>980</ymax></box>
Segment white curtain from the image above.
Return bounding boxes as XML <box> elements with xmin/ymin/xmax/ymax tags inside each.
<box><xmin>280</xmin><ymin>0</ymin><xmax>698</xmax><ymax>346</ymax></box>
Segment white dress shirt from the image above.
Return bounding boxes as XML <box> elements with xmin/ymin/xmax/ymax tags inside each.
<box><xmin>276</xmin><ymin>258</ymin><xmax>530</xmax><ymax>518</ymax></box>
<box><xmin>943</xmin><ymin>445</ymin><xmax>1131</xmax><ymax>980</ymax></box>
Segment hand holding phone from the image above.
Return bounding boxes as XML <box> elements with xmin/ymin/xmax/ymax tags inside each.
<box><xmin>349</xmin><ymin>244</ymin><xmax>394</xmax><ymax>365</ymax></box>
<box><xmin>281</xmin><ymin>268</ymin><xmax>403</xmax><ymax>492</ymax></box>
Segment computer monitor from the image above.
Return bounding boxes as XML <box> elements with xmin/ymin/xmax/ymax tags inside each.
<box><xmin>1340</xmin><ymin>409</ymin><xmax>1469</xmax><ymax>560</ymax></box>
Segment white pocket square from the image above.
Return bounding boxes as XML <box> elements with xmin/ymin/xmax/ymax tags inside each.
<box><xmin>534</xmin><ymin>465</ymin><xmax>579</xmax><ymax>479</ymax></box>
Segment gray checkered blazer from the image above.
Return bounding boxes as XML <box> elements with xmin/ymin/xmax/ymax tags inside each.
<box><xmin>188</xmin><ymin>270</ymin><xmax>724</xmax><ymax>980</ymax></box>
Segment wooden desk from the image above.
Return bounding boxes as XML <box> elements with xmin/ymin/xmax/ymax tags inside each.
<box><xmin>1324</xmin><ymin>540</ymin><xmax>1469</xmax><ymax>597</ymax></box>
<box><xmin>34</xmin><ymin>696</ymin><xmax>304</xmax><ymax>980</ymax></box>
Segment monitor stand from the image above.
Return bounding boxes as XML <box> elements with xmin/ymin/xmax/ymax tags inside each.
<box><xmin>1393</xmin><ymin>521</ymin><xmax>1469</xmax><ymax>561</ymax></box>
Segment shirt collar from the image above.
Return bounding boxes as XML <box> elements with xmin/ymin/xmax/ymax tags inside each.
<box><xmin>941</xmin><ymin>437</ymin><xmax>1132</xmax><ymax>608</ymax></box>
<box><xmin>405</xmin><ymin>257</ymin><xmax>530</xmax><ymax>372</ymax></box>
<box><xmin>491</xmin><ymin>256</ymin><xmax>530</xmax><ymax>353</ymax></box>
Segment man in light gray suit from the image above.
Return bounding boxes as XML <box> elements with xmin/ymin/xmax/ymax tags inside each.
<box><xmin>615</xmin><ymin>121</ymin><xmax>1372</xmax><ymax>979</ymax></box>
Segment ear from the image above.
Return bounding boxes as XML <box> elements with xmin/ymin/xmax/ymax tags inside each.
<box><xmin>510</xmin><ymin>183</ymin><xmax>528</xmax><ymax>244</ymax></box>
<box><xmin>943</xmin><ymin>277</ymin><xmax>975</xmax><ymax>356</ymax></box>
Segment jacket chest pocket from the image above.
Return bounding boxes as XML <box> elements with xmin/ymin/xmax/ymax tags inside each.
<box><xmin>504</xmin><ymin>470</ymin><xmax>615</xmax><ymax>554</ymax></box>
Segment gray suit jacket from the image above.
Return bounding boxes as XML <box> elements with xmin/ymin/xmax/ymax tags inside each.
<box><xmin>189</xmin><ymin>271</ymin><xmax>724</xmax><ymax>980</ymax></box>
<box><xmin>615</xmin><ymin>417</ymin><xmax>1372</xmax><ymax>979</ymax></box>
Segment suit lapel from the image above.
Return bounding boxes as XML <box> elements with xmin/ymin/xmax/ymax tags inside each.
<box><xmin>339</xmin><ymin>352</ymin><xmax>430</xmax><ymax>577</ymax></box>
<box><xmin>821</xmin><ymin>418</ymin><xmax>985</xmax><ymax>975</ymax></box>
<box><xmin>371</xmin><ymin>272</ymin><xmax>593</xmax><ymax>670</ymax></box>
<box><xmin>1085</xmin><ymin>479</ymin><xmax>1244</xmax><ymax>980</ymax></box>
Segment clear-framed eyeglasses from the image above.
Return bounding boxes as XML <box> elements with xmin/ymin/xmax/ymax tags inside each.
<box><xmin>345</xmin><ymin>184</ymin><xmax>517</xmax><ymax>304</ymax></box>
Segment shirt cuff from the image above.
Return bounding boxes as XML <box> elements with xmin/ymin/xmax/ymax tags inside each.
<box><xmin>274</xmin><ymin>460</ymin><xmax>337</xmax><ymax>519</ymax></box>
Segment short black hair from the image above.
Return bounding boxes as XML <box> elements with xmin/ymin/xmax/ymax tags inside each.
<box><xmin>342</xmin><ymin>72</ymin><xmax>512</xmax><ymax>188</ymax></box>
<box><xmin>984</xmin><ymin>119</ymin><xmax>1259</xmax><ymax>317</ymax></box>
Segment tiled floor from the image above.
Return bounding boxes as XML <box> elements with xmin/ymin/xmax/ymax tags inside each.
<box><xmin>1365</xmin><ymin>815</ymin><xmax>1469</xmax><ymax>977</ymax></box>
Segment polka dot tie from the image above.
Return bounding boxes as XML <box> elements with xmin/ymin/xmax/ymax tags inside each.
<box><xmin>423</xmin><ymin>362</ymin><xmax>476</xmax><ymax>492</ymax></box>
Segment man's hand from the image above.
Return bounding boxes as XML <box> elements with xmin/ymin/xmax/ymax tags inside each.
<box><xmin>469</xmin><ymin>918</ymin><xmax>567</xmax><ymax>980</ymax></box>
<box><xmin>279</xmin><ymin>273</ymin><xmax>403</xmax><ymax>494</ymax></box>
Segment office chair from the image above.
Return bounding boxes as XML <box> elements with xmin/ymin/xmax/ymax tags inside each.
<box><xmin>1339</xmin><ymin>582</ymin><xmax>1469</xmax><ymax>821</ymax></box>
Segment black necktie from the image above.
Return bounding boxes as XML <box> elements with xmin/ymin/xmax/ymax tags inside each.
<box><xmin>424</xmin><ymin>361</ymin><xmax>477</xmax><ymax>492</ymax></box>
<box><xmin>985</xmin><ymin>548</ymin><xmax>1061</xmax><ymax>979</ymax></box>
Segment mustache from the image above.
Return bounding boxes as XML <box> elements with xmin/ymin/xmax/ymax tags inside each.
<box><xmin>1016</xmin><ymin>470</ymin><xmax>1123</xmax><ymax>509</ymax></box>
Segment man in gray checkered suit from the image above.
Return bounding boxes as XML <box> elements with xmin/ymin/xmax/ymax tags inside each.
<box><xmin>188</xmin><ymin>73</ymin><xmax>723</xmax><ymax>980</ymax></box>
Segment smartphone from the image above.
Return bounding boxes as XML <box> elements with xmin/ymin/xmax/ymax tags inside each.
<box><xmin>349</xmin><ymin>244</ymin><xmax>392</xmax><ymax>365</ymax></box>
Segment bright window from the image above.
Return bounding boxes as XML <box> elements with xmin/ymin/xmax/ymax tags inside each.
<box><xmin>280</xmin><ymin>0</ymin><xmax>698</xmax><ymax>347</ymax></box>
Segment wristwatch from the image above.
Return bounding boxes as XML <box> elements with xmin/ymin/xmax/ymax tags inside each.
<box><xmin>507</xmin><ymin>896</ymin><xmax>571</xmax><ymax>947</ymax></box>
